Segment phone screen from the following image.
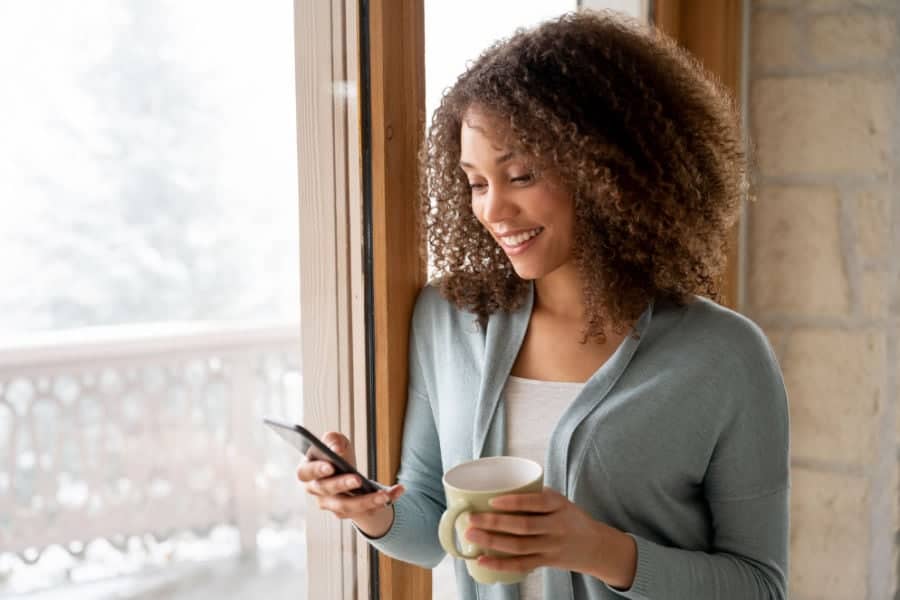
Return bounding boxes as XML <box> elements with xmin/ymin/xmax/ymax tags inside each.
<box><xmin>266</xmin><ymin>421</ymin><xmax>327</xmax><ymax>461</ymax></box>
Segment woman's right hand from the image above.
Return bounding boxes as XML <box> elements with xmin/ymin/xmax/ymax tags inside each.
<box><xmin>296</xmin><ymin>431</ymin><xmax>405</xmax><ymax>537</ymax></box>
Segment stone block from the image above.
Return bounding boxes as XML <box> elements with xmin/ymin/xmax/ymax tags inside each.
<box><xmin>856</xmin><ymin>186</ymin><xmax>891</xmax><ymax>263</ymax></box>
<box><xmin>789</xmin><ymin>468</ymin><xmax>869</xmax><ymax>599</ymax></box>
<box><xmin>805</xmin><ymin>0</ymin><xmax>894</xmax><ymax>8</ymax></box>
<box><xmin>762</xmin><ymin>327</ymin><xmax>789</xmax><ymax>361</ymax></box>
<box><xmin>810</xmin><ymin>13</ymin><xmax>896</xmax><ymax>65</ymax></box>
<box><xmin>894</xmin><ymin>276</ymin><xmax>900</xmax><ymax>316</ymax></box>
<box><xmin>753</xmin><ymin>11</ymin><xmax>802</xmax><ymax>71</ymax></box>
<box><xmin>861</xmin><ymin>271</ymin><xmax>887</xmax><ymax>319</ymax></box>
<box><xmin>749</xmin><ymin>186</ymin><xmax>849</xmax><ymax>316</ymax></box>
<box><xmin>896</xmin><ymin>328</ymin><xmax>900</xmax><ymax>438</ymax></box>
<box><xmin>751</xmin><ymin>75</ymin><xmax>893</xmax><ymax>176</ymax></box>
<box><xmin>784</xmin><ymin>329</ymin><xmax>884</xmax><ymax>465</ymax></box>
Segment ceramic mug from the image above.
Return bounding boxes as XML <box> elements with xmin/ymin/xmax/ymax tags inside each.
<box><xmin>438</xmin><ymin>456</ymin><xmax>544</xmax><ymax>584</ymax></box>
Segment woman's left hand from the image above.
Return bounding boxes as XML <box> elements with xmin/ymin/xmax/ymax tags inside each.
<box><xmin>464</xmin><ymin>486</ymin><xmax>636</xmax><ymax>589</ymax></box>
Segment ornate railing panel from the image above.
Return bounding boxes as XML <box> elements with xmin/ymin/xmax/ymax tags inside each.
<box><xmin>0</xmin><ymin>322</ymin><xmax>304</xmax><ymax>569</ymax></box>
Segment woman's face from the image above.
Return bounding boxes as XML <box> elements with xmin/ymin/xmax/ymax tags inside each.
<box><xmin>459</xmin><ymin>108</ymin><xmax>575</xmax><ymax>281</ymax></box>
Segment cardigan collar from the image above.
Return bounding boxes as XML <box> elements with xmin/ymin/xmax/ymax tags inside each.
<box><xmin>472</xmin><ymin>280</ymin><xmax>655</xmax><ymax>469</ymax></box>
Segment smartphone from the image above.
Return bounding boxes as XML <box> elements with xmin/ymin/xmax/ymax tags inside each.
<box><xmin>262</xmin><ymin>417</ymin><xmax>389</xmax><ymax>496</ymax></box>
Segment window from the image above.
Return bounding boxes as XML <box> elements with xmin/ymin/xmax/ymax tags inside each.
<box><xmin>0</xmin><ymin>2</ymin><xmax>308</xmax><ymax>598</ymax></box>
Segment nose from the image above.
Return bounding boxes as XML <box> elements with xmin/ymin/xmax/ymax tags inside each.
<box><xmin>478</xmin><ymin>184</ymin><xmax>518</xmax><ymax>225</ymax></box>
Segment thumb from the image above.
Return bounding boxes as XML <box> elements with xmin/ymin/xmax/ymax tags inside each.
<box><xmin>322</xmin><ymin>431</ymin><xmax>352</xmax><ymax>456</ymax></box>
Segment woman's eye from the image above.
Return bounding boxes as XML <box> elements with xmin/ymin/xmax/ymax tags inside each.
<box><xmin>511</xmin><ymin>174</ymin><xmax>534</xmax><ymax>184</ymax></box>
<box><xmin>468</xmin><ymin>182</ymin><xmax>486</xmax><ymax>191</ymax></box>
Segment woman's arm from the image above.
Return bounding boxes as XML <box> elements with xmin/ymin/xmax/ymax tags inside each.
<box><xmin>355</xmin><ymin>385</ymin><xmax>447</xmax><ymax>568</ymax></box>
<box><xmin>604</xmin><ymin>489</ymin><xmax>789</xmax><ymax>600</ymax></box>
<box><xmin>354</xmin><ymin>286</ymin><xmax>450</xmax><ymax>567</ymax></box>
<box><xmin>603</xmin><ymin>326</ymin><xmax>790</xmax><ymax>599</ymax></box>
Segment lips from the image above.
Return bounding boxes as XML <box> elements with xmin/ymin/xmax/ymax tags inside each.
<box><xmin>495</xmin><ymin>227</ymin><xmax>543</xmax><ymax>247</ymax></box>
<box><xmin>495</xmin><ymin>227</ymin><xmax>544</xmax><ymax>255</ymax></box>
<box><xmin>501</xmin><ymin>227</ymin><xmax>543</xmax><ymax>247</ymax></box>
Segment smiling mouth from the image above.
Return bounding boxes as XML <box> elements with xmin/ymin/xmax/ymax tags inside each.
<box><xmin>497</xmin><ymin>227</ymin><xmax>544</xmax><ymax>250</ymax></box>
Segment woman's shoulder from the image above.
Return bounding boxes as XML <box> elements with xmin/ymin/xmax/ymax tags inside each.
<box><xmin>413</xmin><ymin>281</ymin><xmax>447</xmax><ymax>308</ymax></box>
<box><xmin>650</xmin><ymin>297</ymin><xmax>786</xmax><ymax>418</ymax></box>
<box><xmin>683</xmin><ymin>296</ymin><xmax>767</xmax><ymax>338</ymax></box>
<box><xmin>412</xmin><ymin>280</ymin><xmax>460</xmax><ymax>319</ymax></box>
<box><xmin>408</xmin><ymin>281</ymin><xmax>487</xmax><ymax>386</ymax></box>
<box><xmin>410</xmin><ymin>280</ymin><xmax>479</xmax><ymax>336</ymax></box>
<box><xmin>661</xmin><ymin>296</ymin><xmax>778</xmax><ymax>368</ymax></box>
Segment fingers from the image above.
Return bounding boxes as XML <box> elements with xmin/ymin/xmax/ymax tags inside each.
<box><xmin>293</xmin><ymin>431</ymin><xmax>404</xmax><ymax>521</ymax></box>
<box><xmin>296</xmin><ymin>460</ymin><xmax>335</xmax><ymax>483</ymax></box>
<box><xmin>488</xmin><ymin>487</ymin><xmax>565</xmax><ymax>513</ymax></box>
<box><xmin>295</xmin><ymin>430</ymin><xmax>355</xmax><ymax>483</ymax></box>
<box><xmin>317</xmin><ymin>489</ymin><xmax>394</xmax><ymax>518</ymax></box>
<box><xmin>464</xmin><ymin>528</ymin><xmax>551</xmax><ymax>556</ymax></box>
<box><xmin>321</xmin><ymin>431</ymin><xmax>352</xmax><ymax>457</ymax></box>
<box><xmin>306</xmin><ymin>473</ymin><xmax>364</xmax><ymax>497</ymax></box>
<box><xmin>386</xmin><ymin>484</ymin><xmax>405</xmax><ymax>502</ymax></box>
<box><xmin>303</xmin><ymin>432</ymin><xmax>356</xmax><ymax>468</ymax></box>
<box><xmin>477</xmin><ymin>553</ymin><xmax>545</xmax><ymax>573</ymax></box>
<box><xmin>468</xmin><ymin>512</ymin><xmax>552</xmax><ymax>535</ymax></box>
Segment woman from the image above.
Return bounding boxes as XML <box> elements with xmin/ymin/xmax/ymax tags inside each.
<box><xmin>297</xmin><ymin>11</ymin><xmax>789</xmax><ymax>600</ymax></box>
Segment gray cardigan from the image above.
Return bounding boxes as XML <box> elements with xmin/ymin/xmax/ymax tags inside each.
<box><xmin>365</xmin><ymin>282</ymin><xmax>789</xmax><ymax>600</ymax></box>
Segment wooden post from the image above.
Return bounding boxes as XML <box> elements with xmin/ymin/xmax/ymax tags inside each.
<box><xmin>653</xmin><ymin>0</ymin><xmax>744</xmax><ymax>310</ymax></box>
<box><xmin>367</xmin><ymin>0</ymin><xmax>430</xmax><ymax>599</ymax></box>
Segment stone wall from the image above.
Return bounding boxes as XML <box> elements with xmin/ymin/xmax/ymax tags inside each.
<box><xmin>747</xmin><ymin>1</ymin><xmax>898</xmax><ymax>598</ymax></box>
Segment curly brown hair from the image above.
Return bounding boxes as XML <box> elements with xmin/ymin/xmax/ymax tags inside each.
<box><xmin>420</xmin><ymin>10</ymin><xmax>747</xmax><ymax>342</ymax></box>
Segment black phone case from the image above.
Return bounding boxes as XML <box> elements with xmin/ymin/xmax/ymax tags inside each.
<box><xmin>262</xmin><ymin>418</ymin><xmax>383</xmax><ymax>496</ymax></box>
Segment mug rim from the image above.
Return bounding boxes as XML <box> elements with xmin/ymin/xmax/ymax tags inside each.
<box><xmin>442</xmin><ymin>456</ymin><xmax>543</xmax><ymax>494</ymax></box>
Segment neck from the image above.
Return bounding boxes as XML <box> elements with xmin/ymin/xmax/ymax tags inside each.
<box><xmin>533</xmin><ymin>262</ymin><xmax>586</xmax><ymax>321</ymax></box>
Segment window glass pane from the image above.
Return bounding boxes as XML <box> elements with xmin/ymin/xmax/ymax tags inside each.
<box><xmin>0</xmin><ymin>2</ymin><xmax>305</xmax><ymax>598</ymax></box>
<box><xmin>580</xmin><ymin>0</ymin><xmax>647</xmax><ymax>21</ymax></box>
<box><xmin>0</xmin><ymin>1</ymin><xmax>299</xmax><ymax>334</ymax></box>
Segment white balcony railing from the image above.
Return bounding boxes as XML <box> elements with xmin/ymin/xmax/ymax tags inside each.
<box><xmin>0</xmin><ymin>321</ymin><xmax>306</xmax><ymax>597</ymax></box>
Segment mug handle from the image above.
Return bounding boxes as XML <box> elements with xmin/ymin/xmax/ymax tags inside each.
<box><xmin>438</xmin><ymin>501</ymin><xmax>481</xmax><ymax>559</ymax></box>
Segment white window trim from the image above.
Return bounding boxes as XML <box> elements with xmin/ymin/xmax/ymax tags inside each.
<box><xmin>295</xmin><ymin>1</ymin><xmax>369</xmax><ymax>598</ymax></box>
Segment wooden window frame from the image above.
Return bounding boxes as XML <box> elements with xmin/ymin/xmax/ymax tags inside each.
<box><xmin>652</xmin><ymin>0</ymin><xmax>746</xmax><ymax>310</ymax></box>
<box><xmin>366</xmin><ymin>0</ymin><xmax>430</xmax><ymax>598</ymax></box>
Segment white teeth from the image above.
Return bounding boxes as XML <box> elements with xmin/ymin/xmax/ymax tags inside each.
<box><xmin>502</xmin><ymin>227</ymin><xmax>542</xmax><ymax>247</ymax></box>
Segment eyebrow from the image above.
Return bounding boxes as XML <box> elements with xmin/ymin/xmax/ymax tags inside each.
<box><xmin>459</xmin><ymin>152</ymin><xmax>515</xmax><ymax>170</ymax></box>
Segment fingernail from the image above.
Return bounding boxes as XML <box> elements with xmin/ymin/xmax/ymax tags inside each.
<box><xmin>320</xmin><ymin>464</ymin><xmax>333</xmax><ymax>476</ymax></box>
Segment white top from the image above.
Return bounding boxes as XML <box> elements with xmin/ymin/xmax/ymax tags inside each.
<box><xmin>504</xmin><ymin>375</ymin><xmax>585</xmax><ymax>600</ymax></box>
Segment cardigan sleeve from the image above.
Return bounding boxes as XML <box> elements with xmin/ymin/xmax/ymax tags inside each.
<box><xmin>359</xmin><ymin>387</ymin><xmax>447</xmax><ymax>568</ymax></box>
<box><xmin>611</xmin><ymin>489</ymin><xmax>788</xmax><ymax>600</ymax></box>
<box><xmin>356</xmin><ymin>287</ymin><xmax>448</xmax><ymax>568</ymax></box>
<box><xmin>610</xmin><ymin>315</ymin><xmax>790</xmax><ymax>600</ymax></box>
